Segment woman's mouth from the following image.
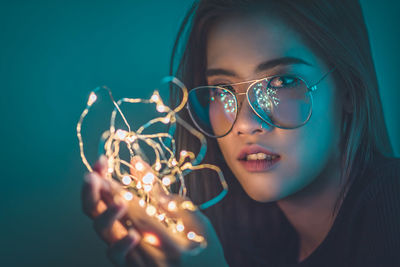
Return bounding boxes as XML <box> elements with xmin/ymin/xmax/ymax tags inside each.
<box><xmin>237</xmin><ymin>146</ymin><xmax>281</xmax><ymax>172</ymax></box>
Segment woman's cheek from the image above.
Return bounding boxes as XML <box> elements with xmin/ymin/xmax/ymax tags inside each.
<box><xmin>214</xmin><ymin>105</ymin><xmax>341</xmax><ymax>202</ymax></box>
<box><xmin>280</xmin><ymin>116</ymin><xmax>341</xmax><ymax>194</ymax></box>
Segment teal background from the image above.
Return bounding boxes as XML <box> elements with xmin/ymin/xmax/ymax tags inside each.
<box><xmin>0</xmin><ymin>1</ymin><xmax>398</xmax><ymax>266</ymax></box>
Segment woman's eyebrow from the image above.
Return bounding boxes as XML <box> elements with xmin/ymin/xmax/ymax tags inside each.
<box><xmin>205</xmin><ymin>68</ymin><xmax>237</xmax><ymax>78</ymax></box>
<box><xmin>255</xmin><ymin>57</ymin><xmax>312</xmax><ymax>73</ymax></box>
<box><xmin>205</xmin><ymin>57</ymin><xmax>312</xmax><ymax>78</ymax></box>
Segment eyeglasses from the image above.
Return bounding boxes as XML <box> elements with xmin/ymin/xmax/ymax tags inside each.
<box><xmin>186</xmin><ymin>68</ymin><xmax>335</xmax><ymax>138</ymax></box>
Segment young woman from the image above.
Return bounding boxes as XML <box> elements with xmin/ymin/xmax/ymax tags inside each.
<box><xmin>81</xmin><ymin>0</ymin><xmax>400</xmax><ymax>266</ymax></box>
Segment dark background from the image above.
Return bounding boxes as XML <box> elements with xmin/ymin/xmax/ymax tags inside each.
<box><xmin>0</xmin><ymin>1</ymin><xmax>399</xmax><ymax>266</ymax></box>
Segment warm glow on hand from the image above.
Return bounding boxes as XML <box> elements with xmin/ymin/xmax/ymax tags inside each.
<box><xmin>77</xmin><ymin>77</ymin><xmax>229</xmax><ymax>253</ymax></box>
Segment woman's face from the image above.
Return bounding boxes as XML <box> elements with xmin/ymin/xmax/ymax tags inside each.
<box><xmin>206</xmin><ymin>13</ymin><xmax>343</xmax><ymax>202</ymax></box>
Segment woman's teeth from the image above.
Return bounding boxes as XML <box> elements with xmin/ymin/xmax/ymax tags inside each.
<box><xmin>245</xmin><ymin>153</ymin><xmax>277</xmax><ymax>161</ymax></box>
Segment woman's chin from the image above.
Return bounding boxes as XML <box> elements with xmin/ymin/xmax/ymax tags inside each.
<box><xmin>240</xmin><ymin>180</ymin><xmax>286</xmax><ymax>203</ymax></box>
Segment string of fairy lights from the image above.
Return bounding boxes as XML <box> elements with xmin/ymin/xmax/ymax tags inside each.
<box><xmin>77</xmin><ymin>76</ymin><xmax>228</xmax><ymax>254</ymax></box>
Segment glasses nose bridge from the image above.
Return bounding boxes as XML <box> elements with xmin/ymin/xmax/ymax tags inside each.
<box><xmin>234</xmin><ymin>84</ymin><xmax>260</xmax><ymax>121</ymax></box>
<box><xmin>232</xmin><ymin>88</ymin><xmax>268</xmax><ymax>135</ymax></box>
<box><xmin>233</xmin><ymin>81</ymin><xmax>254</xmax><ymax>109</ymax></box>
<box><xmin>233</xmin><ymin>80</ymin><xmax>273</xmax><ymax>126</ymax></box>
<box><xmin>235</xmin><ymin>91</ymin><xmax>247</xmax><ymax>108</ymax></box>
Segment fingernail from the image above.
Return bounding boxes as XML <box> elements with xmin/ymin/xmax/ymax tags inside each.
<box><xmin>84</xmin><ymin>172</ymin><xmax>95</xmax><ymax>183</ymax></box>
<box><xmin>93</xmin><ymin>155</ymin><xmax>107</xmax><ymax>174</ymax></box>
<box><xmin>99</xmin><ymin>155</ymin><xmax>107</xmax><ymax>165</ymax></box>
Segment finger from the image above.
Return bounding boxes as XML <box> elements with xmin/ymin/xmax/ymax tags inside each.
<box><xmin>92</xmin><ymin>155</ymin><xmax>125</xmax><ymax>205</ymax></box>
<box><xmin>127</xmin><ymin>157</ymin><xmax>190</xmax><ymax>259</ymax></box>
<box><xmin>93</xmin><ymin>154</ymin><xmax>108</xmax><ymax>177</ymax></box>
<box><xmin>82</xmin><ymin>172</ymin><xmax>103</xmax><ymax>218</ymax></box>
<box><xmin>93</xmin><ymin>203</ymin><xmax>128</xmax><ymax>243</ymax></box>
<box><xmin>124</xmin><ymin>203</ymin><xmax>184</xmax><ymax>260</ymax></box>
<box><xmin>108</xmin><ymin>229</ymin><xmax>141</xmax><ymax>267</ymax></box>
<box><xmin>82</xmin><ymin>171</ymin><xmax>120</xmax><ymax>217</ymax></box>
<box><xmin>82</xmin><ymin>171</ymin><xmax>131</xmax><ymax>244</ymax></box>
<box><xmin>90</xmin><ymin>171</ymin><xmax>126</xmax><ymax>205</ymax></box>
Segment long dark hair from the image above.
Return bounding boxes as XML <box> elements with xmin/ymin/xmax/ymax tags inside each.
<box><xmin>169</xmin><ymin>0</ymin><xmax>393</xmax><ymax>265</ymax></box>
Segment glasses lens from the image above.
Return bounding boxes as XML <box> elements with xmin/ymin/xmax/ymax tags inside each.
<box><xmin>248</xmin><ymin>76</ymin><xmax>312</xmax><ymax>128</ymax></box>
<box><xmin>188</xmin><ymin>86</ymin><xmax>237</xmax><ymax>137</ymax></box>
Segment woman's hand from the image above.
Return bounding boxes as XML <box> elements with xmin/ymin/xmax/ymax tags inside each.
<box><xmin>81</xmin><ymin>156</ymin><xmax>229</xmax><ymax>267</ymax></box>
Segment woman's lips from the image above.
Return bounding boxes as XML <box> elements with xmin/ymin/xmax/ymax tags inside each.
<box><xmin>237</xmin><ymin>145</ymin><xmax>281</xmax><ymax>172</ymax></box>
<box><xmin>238</xmin><ymin>157</ymin><xmax>281</xmax><ymax>172</ymax></box>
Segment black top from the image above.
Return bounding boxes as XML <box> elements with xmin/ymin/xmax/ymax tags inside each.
<box><xmin>225</xmin><ymin>154</ymin><xmax>400</xmax><ymax>267</ymax></box>
<box><xmin>286</xmin><ymin>154</ymin><xmax>400</xmax><ymax>267</ymax></box>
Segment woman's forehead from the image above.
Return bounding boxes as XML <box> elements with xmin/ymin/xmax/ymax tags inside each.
<box><xmin>206</xmin><ymin>13</ymin><xmax>318</xmax><ymax>79</ymax></box>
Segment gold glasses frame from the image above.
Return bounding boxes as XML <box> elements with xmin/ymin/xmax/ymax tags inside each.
<box><xmin>187</xmin><ymin>67</ymin><xmax>336</xmax><ymax>138</ymax></box>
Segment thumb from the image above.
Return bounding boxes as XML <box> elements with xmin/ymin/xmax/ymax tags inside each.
<box><xmin>93</xmin><ymin>155</ymin><xmax>108</xmax><ymax>177</ymax></box>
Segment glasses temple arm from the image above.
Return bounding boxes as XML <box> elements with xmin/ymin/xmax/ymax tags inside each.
<box><xmin>309</xmin><ymin>67</ymin><xmax>336</xmax><ymax>91</ymax></box>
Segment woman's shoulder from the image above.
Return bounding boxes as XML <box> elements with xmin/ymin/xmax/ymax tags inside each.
<box><xmin>347</xmin><ymin>153</ymin><xmax>400</xmax><ymax>266</ymax></box>
<box><xmin>358</xmin><ymin>153</ymin><xmax>400</xmax><ymax>219</ymax></box>
<box><xmin>370</xmin><ymin>152</ymin><xmax>400</xmax><ymax>173</ymax></box>
<box><xmin>362</xmin><ymin>153</ymin><xmax>400</xmax><ymax>199</ymax></box>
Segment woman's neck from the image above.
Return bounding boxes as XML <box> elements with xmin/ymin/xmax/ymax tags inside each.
<box><xmin>276</xmin><ymin>158</ymin><xmax>345</xmax><ymax>262</ymax></box>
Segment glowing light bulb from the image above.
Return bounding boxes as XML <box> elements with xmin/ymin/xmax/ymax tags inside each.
<box><xmin>143</xmin><ymin>184</ymin><xmax>152</xmax><ymax>192</ymax></box>
<box><xmin>155</xmin><ymin>162</ymin><xmax>162</xmax><ymax>171</ymax></box>
<box><xmin>122</xmin><ymin>175</ymin><xmax>132</xmax><ymax>185</ymax></box>
<box><xmin>176</xmin><ymin>223</ymin><xmax>184</xmax><ymax>232</ymax></box>
<box><xmin>108</xmin><ymin>167</ymin><xmax>114</xmax><ymax>173</ymax></box>
<box><xmin>139</xmin><ymin>199</ymin><xmax>146</xmax><ymax>207</ymax></box>
<box><xmin>162</xmin><ymin>116</ymin><xmax>170</xmax><ymax>124</ymax></box>
<box><xmin>87</xmin><ymin>92</ymin><xmax>97</xmax><ymax>106</ymax></box>
<box><xmin>167</xmin><ymin>201</ymin><xmax>177</xmax><ymax>212</ymax></box>
<box><xmin>136</xmin><ymin>181</ymin><xmax>142</xmax><ymax>189</ymax></box>
<box><xmin>157</xmin><ymin>213</ymin><xmax>165</xmax><ymax>221</ymax></box>
<box><xmin>146</xmin><ymin>205</ymin><xmax>157</xmax><ymax>216</ymax></box>
<box><xmin>187</xmin><ymin>231</ymin><xmax>196</xmax><ymax>240</ymax></box>
<box><xmin>126</xmin><ymin>135</ymin><xmax>136</xmax><ymax>143</ymax></box>
<box><xmin>143</xmin><ymin>232</ymin><xmax>160</xmax><ymax>246</ymax></box>
<box><xmin>156</xmin><ymin>104</ymin><xmax>166</xmax><ymax>113</ymax></box>
<box><xmin>151</xmin><ymin>92</ymin><xmax>160</xmax><ymax>102</ymax></box>
<box><xmin>171</xmin><ymin>159</ymin><xmax>178</xmax><ymax>166</ymax></box>
<box><xmin>181</xmin><ymin>200</ymin><xmax>196</xmax><ymax>211</ymax></box>
<box><xmin>124</xmin><ymin>191</ymin><xmax>133</xmax><ymax>201</ymax></box>
<box><xmin>180</xmin><ymin>150</ymin><xmax>188</xmax><ymax>157</ymax></box>
<box><xmin>142</xmin><ymin>172</ymin><xmax>155</xmax><ymax>184</ymax></box>
<box><xmin>116</xmin><ymin>129</ymin><xmax>127</xmax><ymax>140</ymax></box>
<box><xmin>162</xmin><ymin>176</ymin><xmax>171</xmax><ymax>186</ymax></box>
<box><xmin>135</xmin><ymin>162</ymin><xmax>144</xmax><ymax>171</ymax></box>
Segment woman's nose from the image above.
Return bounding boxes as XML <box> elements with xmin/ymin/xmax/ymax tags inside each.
<box><xmin>232</xmin><ymin>96</ymin><xmax>273</xmax><ymax>136</ymax></box>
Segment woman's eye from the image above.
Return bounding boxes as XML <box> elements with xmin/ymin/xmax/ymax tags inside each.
<box><xmin>210</xmin><ymin>86</ymin><xmax>234</xmax><ymax>102</ymax></box>
<box><xmin>214</xmin><ymin>87</ymin><xmax>231</xmax><ymax>97</ymax></box>
<box><xmin>269</xmin><ymin>76</ymin><xmax>300</xmax><ymax>88</ymax></box>
<box><xmin>213</xmin><ymin>84</ymin><xmax>235</xmax><ymax>92</ymax></box>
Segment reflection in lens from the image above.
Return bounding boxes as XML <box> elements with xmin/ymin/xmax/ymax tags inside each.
<box><xmin>188</xmin><ymin>76</ymin><xmax>313</xmax><ymax>136</ymax></box>
<box><xmin>254</xmin><ymin>81</ymin><xmax>280</xmax><ymax>115</ymax></box>
<box><xmin>248</xmin><ymin>77</ymin><xmax>312</xmax><ymax>128</ymax></box>
<box><xmin>209</xmin><ymin>88</ymin><xmax>236</xmax><ymax>137</ymax></box>
<box><xmin>187</xmin><ymin>87</ymin><xmax>237</xmax><ymax>137</ymax></box>
<box><xmin>248</xmin><ymin>79</ymin><xmax>275</xmax><ymax>125</ymax></box>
